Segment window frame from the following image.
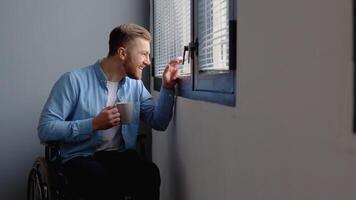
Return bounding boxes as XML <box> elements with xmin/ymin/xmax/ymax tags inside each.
<box><xmin>152</xmin><ymin>0</ymin><xmax>237</xmax><ymax>106</ymax></box>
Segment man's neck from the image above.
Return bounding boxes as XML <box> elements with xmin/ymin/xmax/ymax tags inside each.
<box><xmin>100</xmin><ymin>56</ymin><xmax>126</xmax><ymax>82</ymax></box>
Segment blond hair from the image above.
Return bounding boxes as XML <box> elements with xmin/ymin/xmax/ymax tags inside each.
<box><xmin>108</xmin><ymin>24</ymin><xmax>151</xmax><ymax>56</ymax></box>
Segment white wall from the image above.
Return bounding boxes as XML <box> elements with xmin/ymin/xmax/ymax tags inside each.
<box><xmin>152</xmin><ymin>0</ymin><xmax>356</xmax><ymax>199</ymax></box>
<box><xmin>0</xmin><ymin>0</ymin><xmax>149</xmax><ymax>199</ymax></box>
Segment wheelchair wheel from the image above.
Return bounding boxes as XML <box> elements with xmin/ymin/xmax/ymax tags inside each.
<box><xmin>27</xmin><ymin>157</ymin><xmax>57</xmax><ymax>200</ymax></box>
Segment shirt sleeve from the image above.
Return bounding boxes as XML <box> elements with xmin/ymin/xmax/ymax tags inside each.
<box><xmin>37</xmin><ymin>72</ymin><xmax>94</xmax><ymax>143</ymax></box>
<box><xmin>139</xmin><ymin>81</ymin><xmax>175</xmax><ymax>131</ymax></box>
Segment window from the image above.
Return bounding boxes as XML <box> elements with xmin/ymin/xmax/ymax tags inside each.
<box><xmin>152</xmin><ymin>0</ymin><xmax>236</xmax><ymax>106</ymax></box>
<box><xmin>153</xmin><ymin>0</ymin><xmax>191</xmax><ymax>77</ymax></box>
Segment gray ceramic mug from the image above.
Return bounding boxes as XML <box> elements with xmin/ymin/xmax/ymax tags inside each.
<box><xmin>115</xmin><ymin>102</ymin><xmax>134</xmax><ymax>124</ymax></box>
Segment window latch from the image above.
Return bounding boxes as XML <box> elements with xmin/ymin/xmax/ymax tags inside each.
<box><xmin>183</xmin><ymin>40</ymin><xmax>198</xmax><ymax>64</ymax></box>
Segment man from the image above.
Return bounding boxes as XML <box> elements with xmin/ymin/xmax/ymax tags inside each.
<box><xmin>38</xmin><ymin>24</ymin><xmax>180</xmax><ymax>200</ymax></box>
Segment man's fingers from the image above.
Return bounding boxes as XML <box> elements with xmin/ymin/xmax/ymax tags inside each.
<box><xmin>110</xmin><ymin>117</ymin><xmax>121</xmax><ymax>125</ymax></box>
<box><xmin>167</xmin><ymin>63</ymin><xmax>178</xmax><ymax>73</ymax></box>
<box><xmin>171</xmin><ymin>68</ymin><xmax>179</xmax><ymax>79</ymax></box>
<box><xmin>110</xmin><ymin>112</ymin><xmax>121</xmax><ymax>120</ymax></box>
<box><xmin>169</xmin><ymin>58</ymin><xmax>183</xmax><ymax>65</ymax></box>
<box><xmin>163</xmin><ymin>65</ymin><xmax>179</xmax><ymax>80</ymax></box>
<box><xmin>108</xmin><ymin>107</ymin><xmax>119</xmax><ymax>114</ymax></box>
<box><xmin>103</xmin><ymin>106</ymin><xmax>112</xmax><ymax>110</ymax></box>
<box><xmin>173</xmin><ymin>67</ymin><xmax>179</xmax><ymax>76</ymax></box>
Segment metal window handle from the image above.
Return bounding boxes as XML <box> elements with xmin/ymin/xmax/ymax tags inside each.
<box><xmin>188</xmin><ymin>42</ymin><xmax>194</xmax><ymax>64</ymax></box>
<box><xmin>183</xmin><ymin>41</ymin><xmax>198</xmax><ymax>64</ymax></box>
<box><xmin>183</xmin><ymin>46</ymin><xmax>189</xmax><ymax>64</ymax></box>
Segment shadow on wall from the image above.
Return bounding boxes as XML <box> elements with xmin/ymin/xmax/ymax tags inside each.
<box><xmin>168</xmin><ymin>101</ymin><xmax>185</xmax><ymax>200</ymax></box>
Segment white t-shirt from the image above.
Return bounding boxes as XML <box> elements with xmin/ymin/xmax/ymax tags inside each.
<box><xmin>96</xmin><ymin>81</ymin><xmax>124</xmax><ymax>151</ymax></box>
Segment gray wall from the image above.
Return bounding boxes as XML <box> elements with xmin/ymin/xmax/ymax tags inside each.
<box><xmin>0</xmin><ymin>0</ymin><xmax>149</xmax><ymax>199</ymax></box>
<box><xmin>152</xmin><ymin>0</ymin><xmax>356</xmax><ymax>199</ymax></box>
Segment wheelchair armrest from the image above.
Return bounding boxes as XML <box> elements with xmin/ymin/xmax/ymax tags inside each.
<box><xmin>45</xmin><ymin>141</ymin><xmax>61</xmax><ymax>163</ymax></box>
<box><xmin>43</xmin><ymin>135</ymin><xmax>147</xmax><ymax>162</ymax></box>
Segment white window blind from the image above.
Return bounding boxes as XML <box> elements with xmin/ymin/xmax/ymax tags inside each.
<box><xmin>153</xmin><ymin>0</ymin><xmax>191</xmax><ymax>77</ymax></box>
<box><xmin>198</xmin><ymin>0</ymin><xmax>229</xmax><ymax>72</ymax></box>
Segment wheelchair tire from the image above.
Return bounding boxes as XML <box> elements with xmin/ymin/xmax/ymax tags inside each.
<box><xmin>27</xmin><ymin>157</ymin><xmax>57</xmax><ymax>200</ymax></box>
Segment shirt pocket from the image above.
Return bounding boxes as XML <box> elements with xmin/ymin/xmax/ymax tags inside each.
<box><xmin>78</xmin><ymin>98</ymin><xmax>98</xmax><ymax>118</ymax></box>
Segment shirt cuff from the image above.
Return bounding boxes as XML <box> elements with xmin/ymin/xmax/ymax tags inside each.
<box><xmin>160</xmin><ymin>86</ymin><xmax>175</xmax><ymax>98</ymax></box>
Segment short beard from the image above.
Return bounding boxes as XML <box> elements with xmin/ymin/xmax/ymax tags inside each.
<box><xmin>123</xmin><ymin>59</ymin><xmax>138</xmax><ymax>79</ymax></box>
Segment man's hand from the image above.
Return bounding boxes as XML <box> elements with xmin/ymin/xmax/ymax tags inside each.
<box><xmin>162</xmin><ymin>58</ymin><xmax>182</xmax><ymax>90</ymax></box>
<box><xmin>92</xmin><ymin>105</ymin><xmax>121</xmax><ymax>131</ymax></box>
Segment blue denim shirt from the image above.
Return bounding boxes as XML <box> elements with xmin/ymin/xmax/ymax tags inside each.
<box><xmin>38</xmin><ymin>60</ymin><xmax>175</xmax><ymax>162</ymax></box>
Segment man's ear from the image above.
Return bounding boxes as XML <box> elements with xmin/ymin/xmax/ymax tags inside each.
<box><xmin>117</xmin><ymin>47</ymin><xmax>126</xmax><ymax>60</ymax></box>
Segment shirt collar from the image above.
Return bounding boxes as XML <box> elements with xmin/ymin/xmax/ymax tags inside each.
<box><xmin>93</xmin><ymin>59</ymin><xmax>127</xmax><ymax>86</ymax></box>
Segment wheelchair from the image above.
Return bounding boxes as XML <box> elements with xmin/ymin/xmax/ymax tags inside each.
<box><xmin>27</xmin><ymin>134</ymin><xmax>147</xmax><ymax>200</ymax></box>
